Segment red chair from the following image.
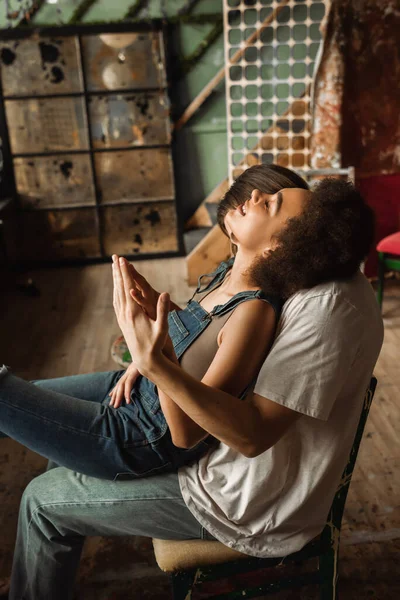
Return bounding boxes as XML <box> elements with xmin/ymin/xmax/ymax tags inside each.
<box><xmin>376</xmin><ymin>232</ymin><xmax>400</xmax><ymax>309</ymax></box>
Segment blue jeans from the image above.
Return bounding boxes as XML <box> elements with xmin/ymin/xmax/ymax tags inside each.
<box><xmin>0</xmin><ymin>368</ymin><xmax>216</xmax><ymax>600</ymax></box>
<box><xmin>0</xmin><ymin>365</ymin><xmax>212</xmax><ymax>479</ymax></box>
<box><xmin>9</xmin><ymin>467</ymin><xmax>215</xmax><ymax>600</ymax></box>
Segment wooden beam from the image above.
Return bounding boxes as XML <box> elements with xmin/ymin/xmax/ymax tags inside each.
<box><xmin>185</xmin><ymin>204</ymin><xmax>213</xmax><ymax>230</ymax></box>
<box><xmin>186</xmin><ymin>225</ymin><xmax>231</xmax><ymax>286</ymax></box>
<box><xmin>69</xmin><ymin>0</ymin><xmax>98</xmax><ymax>24</ymax></box>
<box><xmin>124</xmin><ymin>0</ymin><xmax>147</xmax><ymax>20</ymax></box>
<box><xmin>173</xmin><ymin>0</ymin><xmax>290</xmax><ymax>132</ymax></box>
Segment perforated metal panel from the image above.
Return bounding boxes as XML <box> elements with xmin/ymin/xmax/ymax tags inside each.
<box><xmin>223</xmin><ymin>0</ymin><xmax>326</xmax><ymax>182</ymax></box>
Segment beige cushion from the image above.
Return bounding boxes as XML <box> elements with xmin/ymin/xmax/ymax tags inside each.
<box><xmin>152</xmin><ymin>538</ymin><xmax>249</xmax><ymax>572</ymax></box>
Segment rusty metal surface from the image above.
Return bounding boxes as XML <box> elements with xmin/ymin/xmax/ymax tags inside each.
<box><xmin>10</xmin><ymin>208</ymin><xmax>101</xmax><ymax>261</ymax></box>
<box><xmin>89</xmin><ymin>92</ymin><xmax>170</xmax><ymax>148</ymax></box>
<box><xmin>101</xmin><ymin>202</ymin><xmax>178</xmax><ymax>256</ymax></box>
<box><xmin>14</xmin><ymin>154</ymin><xmax>96</xmax><ymax>209</ymax></box>
<box><xmin>311</xmin><ymin>0</ymin><xmax>400</xmax><ymax>175</ymax></box>
<box><xmin>0</xmin><ymin>36</ymin><xmax>83</xmax><ymax>97</ymax></box>
<box><xmin>81</xmin><ymin>32</ymin><xmax>166</xmax><ymax>92</ymax></box>
<box><xmin>0</xmin><ymin>28</ymin><xmax>179</xmax><ymax>263</ymax></box>
<box><xmin>5</xmin><ymin>96</ymin><xmax>89</xmax><ymax>154</ymax></box>
<box><xmin>95</xmin><ymin>148</ymin><xmax>174</xmax><ymax>204</ymax></box>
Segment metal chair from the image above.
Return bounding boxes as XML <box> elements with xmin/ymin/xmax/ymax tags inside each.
<box><xmin>153</xmin><ymin>377</ymin><xmax>377</xmax><ymax>600</ymax></box>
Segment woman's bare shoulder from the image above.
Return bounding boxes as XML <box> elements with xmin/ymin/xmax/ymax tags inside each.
<box><xmin>218</xmin><ymin>297</ymin><xmax>276</xmax><ymax>346</ymax></box>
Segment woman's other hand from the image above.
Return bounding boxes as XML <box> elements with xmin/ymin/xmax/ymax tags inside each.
<box><xmin>109</xmin><ymin>363</ymin><xmax>140</xmax><ymax>408</ymax></box>
<box><xmin>128</xmin><ymin>263</ymin><xmax>160</xmax><ymax>320</ymax></box>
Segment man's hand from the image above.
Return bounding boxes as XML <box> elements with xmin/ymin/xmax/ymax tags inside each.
<box><xmin>108</xmin><ymin>363</ymin><xmax>140</xmax><ymax>408</ymax></box>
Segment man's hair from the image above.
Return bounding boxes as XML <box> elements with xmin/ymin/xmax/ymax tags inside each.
<box><xmin>217</xmin><ymin>164</ymin><xmax>309</xmax><ymax>236</ymax></box>
<box><xmin>247</xmin><ymin>177</ymin><xmax>375</xmax><ymax>299</ymax></box>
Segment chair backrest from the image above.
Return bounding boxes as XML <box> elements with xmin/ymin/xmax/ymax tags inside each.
<box><xmin>321</xmin><ymin>376</ymin><xmax>377</xmax><ymax>544</ymax></box>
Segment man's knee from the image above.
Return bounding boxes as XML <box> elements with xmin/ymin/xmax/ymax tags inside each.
<box><xmin>20</xmin><ymin>476</ymin><xmax>48</xmax><ymax>519</ymax></box>
<box><xmin>20</xmin><ymin>471</ymin><xmax>60</xmax><ymax>524</ymax></box>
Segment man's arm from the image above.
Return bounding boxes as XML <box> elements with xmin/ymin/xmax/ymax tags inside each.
<box><xmin>115</xmin><ymin>259</ymin><xmax>300</xmax><ymax>456</ymax></box>
<box><xmin>157</xmin><ymin>299</ymin><xmax>285</xmax><ymax>450</ymax></box>
<box><xmin>143</xmin><ymin>353</ymin><xmax>301</xmax><ymax>458</ymax></box>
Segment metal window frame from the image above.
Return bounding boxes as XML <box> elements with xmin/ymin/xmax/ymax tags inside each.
<box><xmin>0</xmin><ymin>21</ymin><xmax>184</xmax><ymax>268</ymax></box>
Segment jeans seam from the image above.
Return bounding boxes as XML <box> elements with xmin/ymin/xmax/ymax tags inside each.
<box><xmin>25</xmin><ymin>495</ymin><xmax>187</xmax><ymax>592</ymax></box>
<box><xmin>0</xmin><ymin>397</ymin><xmax>114</xmax><ymax>441</ymax></box>
<box><xmin>27</xmin><ymin>495</ymin><xmax>187</xmax><ymax>536</ymax></box>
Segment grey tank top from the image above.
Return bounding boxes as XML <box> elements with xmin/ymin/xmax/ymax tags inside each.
<box><xmin>179</xmin><ymin>285</ymin><xmax>243</xmax><ymax>381</ymax></box>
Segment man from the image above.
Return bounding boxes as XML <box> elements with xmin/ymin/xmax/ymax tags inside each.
<box><xmin>4</xmin><ymin>167</ymin><xmax>383</xmax><ymax>599</ymax></box>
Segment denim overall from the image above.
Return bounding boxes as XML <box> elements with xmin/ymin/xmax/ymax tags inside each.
<box><xmin>0</xmin><ymin>259</ymin><xmax>282</xmax><ymax>481</ymax></box>
<box><xmin>115</xmin><ymin>257</ymin><xmax>283</xmax><ymax>479</ymax></box>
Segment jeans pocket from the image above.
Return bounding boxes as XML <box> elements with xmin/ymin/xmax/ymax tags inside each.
<box><xmin>168</xmin><ymin>311</ymin><xmax>190</xmax><ymax>348</ymax></box>
<box><xmin>122</xmin><ymin>434</ymin><xmax>172</xmax><ymax>477</ymax></box>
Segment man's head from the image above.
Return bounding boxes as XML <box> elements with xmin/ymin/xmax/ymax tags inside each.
<box><xmin>218</xmin><ymin>165</ymin><xmax>375</xmax><ymax>298</ymax></box>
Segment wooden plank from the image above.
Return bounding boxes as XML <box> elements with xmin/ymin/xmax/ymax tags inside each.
<box><xmin>185</xmin><ymin>203</ymin><xmax>213</xmax><ymax>229</ymax></box>
<box><xmin>186</xmin><ymin>225</ymin><xmax>231</xmax><ymax>286</ymax></box>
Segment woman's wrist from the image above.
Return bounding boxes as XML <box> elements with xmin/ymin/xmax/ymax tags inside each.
<box><xmin>163</xmin><ymin>336</ymin><xmax>177</xmax><ymax>362</ymax></box>
<box><xmin>137</xmin><ymin>349</ymin><xmax>165</xmax><ymax>380</ymax></box>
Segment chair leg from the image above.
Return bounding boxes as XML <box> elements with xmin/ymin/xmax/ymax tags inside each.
<box><xmin>377</xmin><ymin>252</ymin><xmax>385</xmax><ymax>310</ymax></box>
<box><xmin>171</xmin><ymin>569</ymin><xmax>197</xmax><ymax>600</ymax></box>
<box><xmin>318</xmin><ymin>547</ymin><xmax>339</xmax><ymax>600</ymax></box>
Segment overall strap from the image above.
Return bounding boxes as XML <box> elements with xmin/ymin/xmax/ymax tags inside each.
<box><xmin>214</xmin><ymin>290</ymin><xmax>283</xmax><ymax>402</ymax></box>
<box><xmin>212</xmin><ymin>289</ymin><xmax>283</xmax><ymax>319</ymax></box>
<box><xmin>189</xmin><ymin>257</ymin><xmax>235</xmax><ymax>301</ymax></box>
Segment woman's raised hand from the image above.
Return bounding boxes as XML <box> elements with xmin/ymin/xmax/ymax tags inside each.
<box><xmin>112</xmin><ymin>255</ymin><xmax>170</xmax><ymax>374</ymax></box>
<box><xmin>108</xmin><ymin>362</ymin><xmax>140</xmax><ymax>408</ymax></box>
<box><xmin>112</xmin><ymin>255</ymin><xmax>160</xmax><ymax>320</ymax></box>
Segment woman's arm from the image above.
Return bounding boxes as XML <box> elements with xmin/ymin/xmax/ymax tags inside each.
<box><xmin>114</xmin><ymin>257</ymin><xmax>298</xmax><ymax>457</ymax></box>
<box><xmin>155</xmin><ymin>299</ymin><xmax>277</xmax><ymax>449</ymax></box>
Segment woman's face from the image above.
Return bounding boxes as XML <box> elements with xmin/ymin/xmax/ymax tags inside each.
<box><xmin>224</xmin><ymin>187</ymin><xmax>311</xmax><ymax>255</ymax></box>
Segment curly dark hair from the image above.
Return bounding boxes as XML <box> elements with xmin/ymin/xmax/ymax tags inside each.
<box><xmin>216</xmin><ymin>165</ymin><xmax>375</xmax><ymax>299</ymax></box>
<box><xmin>247</xmin><ymin>177</ymin><xmax>375</xmax><ymax>299</ymax></box>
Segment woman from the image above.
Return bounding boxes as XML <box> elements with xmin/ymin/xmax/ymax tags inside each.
<box><xmin>0</xmin><ymin>165</ymin><xmax>309</xmax><ymax>481</ymax></box>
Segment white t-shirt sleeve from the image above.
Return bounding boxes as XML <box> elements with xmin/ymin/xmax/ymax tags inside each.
<box><xmin>253</xmin><ymin>292</ymin><xmax>362</xmax><ymax>421</ymax></box>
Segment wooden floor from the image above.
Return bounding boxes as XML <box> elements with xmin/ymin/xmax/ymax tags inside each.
<box><xmin>0</xmin><ymin>259</ymin><xmax>399</xmax><ymax>599</ymax></box>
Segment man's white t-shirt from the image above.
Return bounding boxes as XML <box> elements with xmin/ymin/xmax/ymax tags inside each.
<box><xmin>178</xmin><ymin>272</ymin><xmax>384</xmax><ymax>557</ymax></box>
